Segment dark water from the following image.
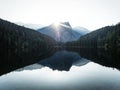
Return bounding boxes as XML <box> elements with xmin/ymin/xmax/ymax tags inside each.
<box><xmin>0</xmin><ymin>50</ymin><xmax>120</xmax><ymax>90</ymax></box>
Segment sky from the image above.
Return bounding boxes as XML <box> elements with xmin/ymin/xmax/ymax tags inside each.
<box><xmin>0</xmin><ymin>0</ymin><xmax>120</xmax><ymax>31</ymax></box>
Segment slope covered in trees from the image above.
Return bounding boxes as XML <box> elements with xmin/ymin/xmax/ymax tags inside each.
<box><xmin>65</xmin><ymin>23</ymin><xmax>120</xmax><ymax>52</ymax></box>
<box><xmin>0</xmin><ymin>19</ymin><xmax>56</xmax><ymax>75</ymax></box>
<box><xmin>65</xmin><ymin>23</ymin><xmax>120</xmax><ymax>69</ymax></box>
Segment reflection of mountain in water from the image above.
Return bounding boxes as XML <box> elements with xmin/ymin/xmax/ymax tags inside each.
<box><xmin>17</xmin><ymin>51</ymin><xmax>89</xmax><ymax>71</ymax></box>
<box><xmin>39</xmin><ymin>51</ymin><xmax>89</xmax><ymax>71</ymax></box>
<box><xmin>17</xmin><ymin>64</ymin><xmax>44</xmax><ymax>71</ymax></box>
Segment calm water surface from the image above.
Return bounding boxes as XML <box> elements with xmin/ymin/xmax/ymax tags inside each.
<box><xmin>0</xmin><ymin>61</ymin><xmax>120</xmax><ymax>90</ymax></box>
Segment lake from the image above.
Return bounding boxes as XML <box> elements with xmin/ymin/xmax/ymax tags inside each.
<box><xmin>0</xmin><ymin>50</ymin><xmax>120</xmax><ymax>90</ymax></box>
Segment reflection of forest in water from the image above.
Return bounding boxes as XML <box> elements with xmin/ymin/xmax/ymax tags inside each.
<box><xmin>1</xmin><ymin>48</ymin><xmax>120</xmax><ymax>90</ymax></box>
<box><xmin>66</xmin><ymin>48</ymin><xmax>120</xmax><ymax>70</ymax></box>
<box><xmin>20</xmin><ymin>47</ymin><xmax>120</xmax><ymax>71</ymax></box>
<box><xmin>0</xmin><ymin>48</ymin><xmax>120</xmax><ymax>75</ymax></box>
<box><xmin>1</xmin><ymin>47</ymin><xmax>120</xmax><ymax>90</ymax></box>
<box><xmin>0</xmin><ymin>47</ymin><xmax>120</xmax><ymax>76</ymax></box>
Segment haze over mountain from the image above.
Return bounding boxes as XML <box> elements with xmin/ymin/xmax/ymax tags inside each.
<box><xmin>73</xmin><ymin>27</ymin><xmax>90</xmax><ymax>35</ymax></box>
<box><xmin>38</xmin><ymin>22</ymin><xmax>89</xmax><ymax>42</ymax></box>
<box><xmin>15</xmin><ymin>22</ymin><xmax>44</xmax><ymax>30</ymax></box>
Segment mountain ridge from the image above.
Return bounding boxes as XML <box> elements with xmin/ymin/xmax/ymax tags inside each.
<box><xmin>38</xmin><ymin>22</ymin><xmax>85</xmax><ymax>42</ymax></box>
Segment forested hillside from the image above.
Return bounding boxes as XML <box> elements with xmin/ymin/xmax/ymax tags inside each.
<box><xmin>0</xmin><ymin>19</ymin><xmax>56</xmax><ymax>75</ymax></box>
<box><xmin>65</xmin><ymin>23</ymin><xmax>120</xmax><ymax>69</ymax></box>
<box><xmin>65</xmin><ymin>23</ymin><xmax>120</xmax><ymax>53</ymax></box>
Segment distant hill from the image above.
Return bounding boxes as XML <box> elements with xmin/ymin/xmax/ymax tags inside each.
<box><xmin>38</xmin><ymin>22</ymin><xmax>82</xmax><ymax>42</ymax></box>
<box><xmin>73</xmin><ymin>26</ymin><xmax>90</xmax><ymax>35</ymax></box>
<box><xmin>15</xmin><ymin>22</ymin><xmax>44</xmax><ymax>30</ymax></box>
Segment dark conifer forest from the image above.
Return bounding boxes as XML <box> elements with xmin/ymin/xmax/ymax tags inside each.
<box><xmin>0</xmin><ymin>19</ymin><xmax>56</xmax><ymax>75</ymax></box>
<box><xmin>65</xmin><ymin>23</ymin><xmax>120</xmax><ymax>50</ymax></box>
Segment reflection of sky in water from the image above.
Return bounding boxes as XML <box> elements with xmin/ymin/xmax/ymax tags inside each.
<box><xmin>0</xmin><ymin>62</ymin><xmax>120</xmax><ymax>90</ymax></box>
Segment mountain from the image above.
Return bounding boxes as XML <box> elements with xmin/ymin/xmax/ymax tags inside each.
<box><xmin>15</xmin><ymin>22</ymin><xmax>44</xmax><ymax>30</ymax></box>
<box><xmin>73</xmin><ymin>26</ymin><xmax>90</xmax><ymax>35</ymax></box>
<box><xmin>38</xmin><ymin>22</ymin><xmax>81</xmax><ymax>42</ymax></box>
